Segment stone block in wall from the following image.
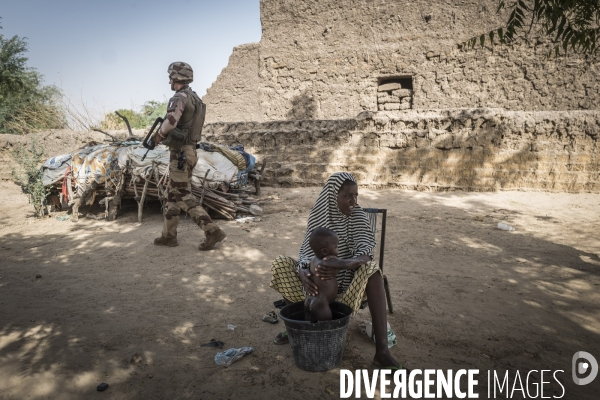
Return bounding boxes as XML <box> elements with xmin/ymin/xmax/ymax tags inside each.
<box><xmin>384</xmin><ymin>103</ymin><xmax>401</xmax><ymax>111</ymax></box>
<box><xmin>380</xmin><ymin>135</ymin><xmax>409</xmax><ymax>149</ymax></box>
<box><xmin>378</xmin><ymin>82</ymin><xmax>402</xmax><ymax>92</ymax></box>
<box><xmin>432</xmin><ymin>133</ymin><xmax>457</xmax><ymax>150</ymax></box>
<box><xmin>568</xmin><ymin>153</ymin><xmax>596</xmax><ymax>164</ymax></box>
<box><xmin>392</xmin><ymin>89</ymin><xmax>413</xmax><ymax>97</ymax></box>
<box><xmin>566</xmin><ymin>163</ymin><xmax>586</xmax><ymax>172</ymax></box>
<box><xmin>426</xmin><ymin>51</ymin><xmax>440</xmax><ymax>59</ymax></box>
<box><xmin>378</xmin><ymin>94</ymin><xmax>400</xmax><ymax>104</ymax></box>
<box><xmin>415</xmin><ymin>138</ymin><xmax>429</xmax><ymax>148</ymax></box>
<box><xmin>277</xmin><ymin>176</ymin><xmax>295</xmax><ymax>185</ymax></box>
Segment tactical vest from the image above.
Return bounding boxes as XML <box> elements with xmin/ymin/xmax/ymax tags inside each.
<box><xmin>178</xmin><ymin>88</ymin><xmax>206</xmax><ymax>144</ymax></box>
<box><xmin>162</xmin><ymin>87</ymin><xmax>206</xmax><ymax>150</ymax></box>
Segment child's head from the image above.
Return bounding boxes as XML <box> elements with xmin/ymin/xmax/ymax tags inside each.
<box><xmin>309</xmin><ymin>227</ymin><xmax>339</xmax><ymax>258</ymax></box>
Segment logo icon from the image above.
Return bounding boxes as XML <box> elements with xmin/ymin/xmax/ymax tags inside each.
<box><xmin>572</xmin><ymin>351</ymin><xmax>598</xmax><ymax>385</ymax></box>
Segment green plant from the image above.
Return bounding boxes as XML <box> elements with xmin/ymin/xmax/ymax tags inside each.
<box><xmin>0</xmin><ymin>19</ymin><xmax>66</xmax><ymax>134</ymax></box>
<box><xmin>141</xmin><ymin>100</ymin><xmax>167</xmax><ymax>122</ymax></box>
<box><xmin>10</xmin><ymin>136</ymin><xmax>50</xmax><ymax>218</ymax></box>
<box><xmin>99</xmin><ymin>101</ymin><xmax>167</xmax><ymax>130</ymax></box>
<box><xmin>463</xmin><ymin>0</ymin><xmax>600</xmax><ymax>56</ymax></box>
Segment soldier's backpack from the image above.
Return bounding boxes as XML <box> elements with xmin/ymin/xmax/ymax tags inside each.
<box><xmin>182</xmin><ymin>88</ymin><xmax>206</xmax><ymax>143</ymax></box>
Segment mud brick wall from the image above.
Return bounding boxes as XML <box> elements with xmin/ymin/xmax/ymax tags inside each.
<box><xmin>203</xmin><ymin>109</ymin><xmax>600</xmax><ymax>193</ymax></box>
<box><xmin>204</xmin><ymin>0</ymin><xmax>600</xmax><ymax>122</ymax></box>
<box><xmin>203</xmin><ymin>43</ymin><xmax>261</xmax><ymax>124</ymax></box>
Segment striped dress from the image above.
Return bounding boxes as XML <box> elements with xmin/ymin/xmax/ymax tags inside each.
<box><xmin>296</xmin><ymin>172</ymin><xmax>375</xmax><ymax>293</ymax></box>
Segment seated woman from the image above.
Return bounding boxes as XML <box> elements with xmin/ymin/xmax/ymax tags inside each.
<box><xmin>270</xmin><ymin>172</ymin><xmax>402</xmax><ymax>369</ymax></box>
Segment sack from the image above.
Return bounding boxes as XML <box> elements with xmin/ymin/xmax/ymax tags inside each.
<box><xmin>161</xmin><ymin>127</ymin><xmax>187</xmax><ymax>151</ymax></box>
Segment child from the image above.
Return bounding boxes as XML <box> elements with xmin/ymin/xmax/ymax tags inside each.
<box><xmin>304</xmin><ymin>227</ymin><xmax>340</xmax><ymax>323</ymax></box>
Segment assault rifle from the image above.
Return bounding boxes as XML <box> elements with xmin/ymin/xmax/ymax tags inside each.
<box><xmin>141</xmin><ymin>115</ymin><xmax>166</xmax><ymax>161</ymax></box>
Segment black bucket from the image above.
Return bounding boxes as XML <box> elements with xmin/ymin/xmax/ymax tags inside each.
<box><xmin>279</xmin><ymin>301</ymin><xmax>353</xmax><ymax>372</ymax></box>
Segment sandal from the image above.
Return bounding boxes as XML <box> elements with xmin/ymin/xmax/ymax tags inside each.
<box><xmin>200</xmin><ymin>339</ymin><xmax>224</xmax><ymax>349</ymax></box>
<box><xmin>273</xmin><ymin>331</ymin><xmax>289</xmax><ymax>345</ymax></box>
<box><xmin>261</xmin><ymin>311</ymin><xmax>278</xmax><ymax>324</ymax></box>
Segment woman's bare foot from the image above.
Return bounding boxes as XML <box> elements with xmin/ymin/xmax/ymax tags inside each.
<box><xmin>373</xmin><ymin>349</ymin><xmax>402</xmax><ymax>369</ymax></box>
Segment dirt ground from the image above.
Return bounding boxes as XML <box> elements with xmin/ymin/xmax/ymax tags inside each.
<box><xmin>0</xmin><ymin>180</ymin><xmax>599</xmax><ymax>399</ymax></box>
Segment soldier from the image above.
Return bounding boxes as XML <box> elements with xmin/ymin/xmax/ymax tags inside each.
<box><xmin>153</xmin><ymin>61</ymin><xmax>226</xmax><ymax>250</ymax></box>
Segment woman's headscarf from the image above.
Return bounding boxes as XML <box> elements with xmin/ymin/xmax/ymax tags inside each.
<box><xmin>297</xmin><ymin>172</ymin><xmax>375</xmax><ymax>291</ymax></box>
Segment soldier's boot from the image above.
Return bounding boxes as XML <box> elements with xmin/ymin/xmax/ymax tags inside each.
<box><xmin>199</xmin><ymin>227</ymin><xmax>226</xmax><ymax>251</ymax></box>
<box><xmin>154</xmin><ymin>235</ymin><xmax>179</xmax><ymax>247</ymax></box>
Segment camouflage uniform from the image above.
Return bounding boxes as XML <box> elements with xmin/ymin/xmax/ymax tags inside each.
<box><xmin>154</xmin><ymin>62</ymin><xmax>225</xmax><ymax>250</ymax></box>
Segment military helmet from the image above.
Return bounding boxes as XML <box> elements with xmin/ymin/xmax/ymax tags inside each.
<box><xmin>167</xmin><ymin>62</ymin><xmax>193</xmax><ymax>84</ymax></box>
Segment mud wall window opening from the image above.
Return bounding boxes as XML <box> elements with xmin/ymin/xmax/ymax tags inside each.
<box><xmin>377</xmin><ymin>76</ymin><xmax>413</xmax><ymax>111</ymax></box>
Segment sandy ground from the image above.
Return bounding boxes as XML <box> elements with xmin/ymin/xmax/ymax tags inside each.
<box><xmin>0</xmin><ymin>181</ymin><xmax>599</xmax><ymax>399</ymax></box>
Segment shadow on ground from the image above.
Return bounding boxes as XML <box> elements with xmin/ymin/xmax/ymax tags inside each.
<box><xmin>0</xmin><ymin>185</ymin><xmax>599</xmax><ymax>399</ymax></box>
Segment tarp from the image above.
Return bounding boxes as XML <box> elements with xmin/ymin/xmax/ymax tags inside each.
<box><xmin>41</xmin><ymin>163</ymin><xmax>69</xmax><ymax>186</ymax></box>
<box><xmin>42</xmin><ymin>153</ymin><xmax>72</xmax><ymax>169</ymax></box>
<box><xmin>43</xmin><ymin>142</ymin><xmax>246</xmax><ymax>191</ymax></box>
<box><xmin>125</xmin><ymin>145</ymin><xmax>239</xmax><ymax>189</ymax></box>
<box><xmin>191</xmin><ymin>149</ymin><xmax>239</xmax><ymax>188</ymax></box>
<box><xmin>126</xmin><ymin>145</ymin><xmax>170</xmax><ymax>180</ymax></box>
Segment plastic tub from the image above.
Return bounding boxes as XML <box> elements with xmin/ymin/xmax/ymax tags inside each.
<box><xmin>279</xmin><ymin>301</ymin><xmax>353</xmax><ymax>372</ymax></box>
